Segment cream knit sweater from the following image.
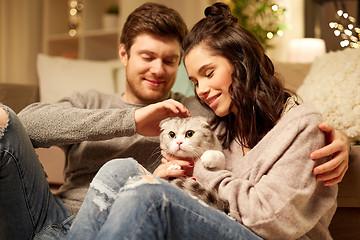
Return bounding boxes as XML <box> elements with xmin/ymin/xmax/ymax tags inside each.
<box><xmin>194</xmin><ymin>103</ymin><xmax>338</xmax><ymax>239</ymax></box>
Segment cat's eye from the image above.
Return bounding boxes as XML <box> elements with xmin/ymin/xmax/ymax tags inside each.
<box><xmin>168</xmin><ymin>131</ymin><xmax>176</xmax><ymax>138</ymax></box>
<box><xmin>185</xmin><ymin>130</ymin><xmax>195</xmax><ymax>138</ymax></box>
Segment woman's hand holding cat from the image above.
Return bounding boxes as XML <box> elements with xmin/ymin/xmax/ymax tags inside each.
<box><xmin>153</xmin><ymin>159</ymin><xmax>194</xmax><ymax>179</ymax></box>
<box><xmin>134</xmin><ymin>99</ymin><xmax>190</xmax><ymax>136</ymax></box>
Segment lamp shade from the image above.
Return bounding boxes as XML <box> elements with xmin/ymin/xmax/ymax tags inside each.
<box><xmin>287</xmin><ymin>38</ymin><xmax>326</xmax><ymax>63</ymax></box>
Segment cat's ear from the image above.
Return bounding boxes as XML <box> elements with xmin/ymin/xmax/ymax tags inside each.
<box><xmin>159</xmin><ymin>117</ymin><xmax>172</xmax><ymax>131</ymax></box>
<box><xmin>193</xmin><ymin>116</ymin><xmax>210</xmax><ymax>128</ymax></box>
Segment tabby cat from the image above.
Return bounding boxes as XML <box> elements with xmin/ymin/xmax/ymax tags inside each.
<box><xmin>159</xmin><ymin>116</ymin><xmax>230</xmax><ymax>214</ymax></box>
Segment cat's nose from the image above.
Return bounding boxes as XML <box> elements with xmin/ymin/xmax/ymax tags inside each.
<box><xmin>176</xmin><ymin>142</ymin><xmax>183</xmax><ymax>147</ymax></box>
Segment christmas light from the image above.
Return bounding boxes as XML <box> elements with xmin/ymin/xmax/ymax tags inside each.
<box><xmin>69</xmin><ymin>29</ymin><xmax>77</xmax><ymax>37</ymax></box>
<box><xmin>227</xmin><ymin>0</ymin><xmax>287</xmax><ymax>48</ymax></box>
<box><xmin>344</xmin><ymin>29</ymin><xmax>352</xmax><ymax>36</ymax></box>
<box><xmin>70</xmin><ymin>9</ymin><xmax>77</xmax><ymax>16</ymax></box>
<box><xmin>329</xmin><ymin>22</ymin><xmax>337</xmax><ymax>28</ymax></box>
<box><xmin>271</xmin><ymin>4</ymin><xmax>279</xmax><ymax>11</ymax></box>
<box><xmin>68</xmin><ymin>0</ymin><xmax>83</xmax><ymax>37</ymax></box>
<box><xmin>329</xmin><ymin>7</ymin><xmax>359</xmax><ymax>48</ymax></box>
<box><xmin>340</xmin><ymin>40</ymin><xmax>349</xmax><ymax>47</ymax></box>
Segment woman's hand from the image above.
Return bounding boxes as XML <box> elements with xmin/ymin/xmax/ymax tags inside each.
<box><xmin>153</xmin><ymin>150</ymin><xmax>196</xmax><ymax>179</ymax></box>
<box><xmin>312</xmin><ymin>122</ymin><xmax>350</xmax><ymax>186</ymax></box>
<box><xmin>134</xmin><ymin>99</ymin><xmax>190</xmax><ymax>136</ymax></box>
<box><xmin>153</xmin><ymin>159</ymin><xmax>194</xmax><ymax>180</ymax></box>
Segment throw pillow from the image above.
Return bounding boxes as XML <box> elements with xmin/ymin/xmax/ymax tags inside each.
<box><xmin>37</xmin><ymin>54</ymin><xmax>121</xmax><ymax>103</ymax></box>
<box><xmin>297</xmin><ymin>48</ymin><xmax>360</xmax><ymax>143</ymax></box>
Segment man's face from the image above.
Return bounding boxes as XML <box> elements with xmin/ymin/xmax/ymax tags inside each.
<box><xmin>119</xmin><ymin>33</ymin><xmax>181</xmax><ymax>105</ymax></box>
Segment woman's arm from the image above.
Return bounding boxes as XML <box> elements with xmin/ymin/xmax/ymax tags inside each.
<box><xmin>193</xmin><ymin>109</ymin><xmax>337</xmax><ymax>239</ymax></box>
<box><xmin>312</xmin><ymin>122</ymin><xmax>350</xmax><ymax>186</ymax></box>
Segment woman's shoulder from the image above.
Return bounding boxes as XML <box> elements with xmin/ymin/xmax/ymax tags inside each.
<box><xmin>265</xmin><ymin>103</ymin><xmax>325</xmax><ymax>149</ymax></box>
<box><xmin>279</xmin><ymin>103</ymin><xmax>323</xmax><ymax>128</ymax></box>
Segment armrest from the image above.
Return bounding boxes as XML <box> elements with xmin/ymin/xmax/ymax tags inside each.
<box><xmin>35</xmin><ymin>146</ymin><xmax>65</xmax><ymax>185</ymax></box>
<box><xmin>0</xmin><ymin>83</ymin><xmax>39</xmax><ymax>113</ymax></box>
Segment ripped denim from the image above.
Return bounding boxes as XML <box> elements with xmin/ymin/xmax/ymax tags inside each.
<box><xmin>67</xmin><ymin>158</ymin><xmax>262</xmax><ymax>240</ymax></box>
<box><xmin>0</xmin><ymin>105</ymin><xmax>73</xmax><ymax>240</ymax></box>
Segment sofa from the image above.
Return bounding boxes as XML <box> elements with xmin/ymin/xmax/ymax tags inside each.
<box><xmin>0</xmin><ymin>50</ymin><xmax>359</xmax><ymax>239</ymax></box>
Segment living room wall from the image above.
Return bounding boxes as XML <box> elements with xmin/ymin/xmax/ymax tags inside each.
<box><xmin>0</xmin><ymin>0</ymin><xmax>305</xmax><ymax>86</ymax></box>
<box><xmin>0</xmin><ymin>0</ymin><xmax>42</xmax><ymax>85</ymax></box>
<box><xmin>305</xmin><ymin>0</ymin><xmax>359</xmax><ymax>52</ymax></box>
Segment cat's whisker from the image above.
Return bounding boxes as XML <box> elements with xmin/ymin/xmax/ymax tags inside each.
<box><xmin>147</xmin><ymin>146</ymin><xmax>163</xmax><ymax>169</ymax></box>
<box><xmin>188</xmin><ymin>146</ymin><xmax>204</xmax><ymax>159</ymax></box>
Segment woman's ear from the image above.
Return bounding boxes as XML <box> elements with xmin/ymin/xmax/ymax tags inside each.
<box><xmin>119</xmin><ymin>44</ymin><xmax>128</xmax><ymax>67</ymax></box>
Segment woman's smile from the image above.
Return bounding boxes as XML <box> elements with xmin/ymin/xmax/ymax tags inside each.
<box><xmin>185</xmin><ymin>44</ymin><xmax>234</xmax><ymax>117</ymax></box>
<box><xmin>206</xmin><ymin>93</ymin><xmax>221</xmax><ymax>109</ymax></box>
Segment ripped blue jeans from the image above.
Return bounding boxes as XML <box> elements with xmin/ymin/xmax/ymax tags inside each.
<box><xmin>0</xmin><ymin>105</ymin><xmax>73</xmax><ymax>239</ymax></box>
<box><xmin>67</xmin><ymin>158</ymin><xmax>261</xmax><ymax>240</ymax></box>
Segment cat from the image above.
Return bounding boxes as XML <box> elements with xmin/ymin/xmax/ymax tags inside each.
<box><xmin>159</xmin><ymin>116</ymin><xmax>229</xmax><ymax>214</ymax></box>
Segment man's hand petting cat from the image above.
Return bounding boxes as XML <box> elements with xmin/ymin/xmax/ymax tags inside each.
<box><xmin>134</xmin><ymin>99</ymin><xmax>190</xmax><ymax>136</ymax></box>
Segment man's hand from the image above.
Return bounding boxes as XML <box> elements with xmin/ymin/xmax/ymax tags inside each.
<box><xmin>312</xmin><ymin>122</ymin><xmax>350</xmax><ymax>186</ymax></box>
<box><xmin>134</xmin><ymin>99</ymin><xmax>190</xmax><ymax>136</ymax></box>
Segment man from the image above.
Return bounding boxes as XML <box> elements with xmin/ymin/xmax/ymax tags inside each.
<box><xmin>0</xmin><ymin>2</ymin><xmax>349</xmax><ymax>239</ymax></box>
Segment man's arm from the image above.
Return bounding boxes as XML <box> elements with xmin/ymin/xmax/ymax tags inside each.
<box><xmin>18</xmin><ymin>90</ymin><xmax>136</xmax><ymax>147</ymax></box>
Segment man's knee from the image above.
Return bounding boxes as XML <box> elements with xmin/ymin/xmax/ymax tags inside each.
<box><xmin>0</xmin><ymin>107</ymin><xmax>8</xmax><ymax>128</ymax></box>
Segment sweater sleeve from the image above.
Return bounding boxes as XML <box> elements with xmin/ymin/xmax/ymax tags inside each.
<box><xmin>18</xmin><ymin>90</ymin><xmax>136</xmax><ymax>148</ymax></box>
<box><xmin>193</xmin><ymin>107</ymin><xmax>337</xmax><ymax>239</ymax></box>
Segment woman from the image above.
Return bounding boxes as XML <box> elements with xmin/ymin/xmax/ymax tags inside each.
<box><xmin>67</xmin><ymin>3</ymin><xmax>337</xmax><ymax>239</ymax></box>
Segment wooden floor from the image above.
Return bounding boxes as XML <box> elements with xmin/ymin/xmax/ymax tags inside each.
<box><xmin>329</xmin><ymin>208</ymin><xmax>360</xmax><ymax>240</ymax></box>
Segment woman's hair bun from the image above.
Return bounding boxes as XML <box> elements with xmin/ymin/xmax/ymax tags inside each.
<box><xmin>204</xmin><ymin>2</ymin><xmax>238</xmax><ymax>23</ymax></box>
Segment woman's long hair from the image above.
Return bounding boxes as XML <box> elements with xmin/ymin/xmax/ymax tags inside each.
<box><xmin>182</xmin><ymin>2</ymin><xmax>293</xmax><ymax>149</ymax></box>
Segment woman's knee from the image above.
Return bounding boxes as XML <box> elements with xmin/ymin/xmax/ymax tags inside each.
<box><xmin>98</xmin><ymin>158</ymin><xmax>141</xmax><ymax>175</ymax></box>
<box><xmin>92</xmin><ymin>158</ymin><xmax>145</xmax><ymax>189</ymax></box>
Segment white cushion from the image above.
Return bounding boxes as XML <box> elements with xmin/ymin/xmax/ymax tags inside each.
<box><xmin>37</xmin><ymin>54</ymin><xmax>194</xmax><ymax>104</ymax></box>
<box><xmin>297</xmin><ymin>48</ymin><xmax>360</xmax><ymax>143</ymax></box>
<box><xmin>37</xmin><ymin>54</ymin><xmax>123</xmax><ymax>103</ymax></box>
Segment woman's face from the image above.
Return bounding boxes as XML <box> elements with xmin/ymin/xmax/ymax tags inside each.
<box><xmin>185</xmin><ymin>44</ymin><xmax>235</xmax><ymax>117</ymax></box>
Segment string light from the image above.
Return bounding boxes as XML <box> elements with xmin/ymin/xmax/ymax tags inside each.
<box><xmin>227</xmin><ymin>0</ymin><xmax>287</xmax><ymax>49</ymax></box>
<box><xmin>265</xmin><ymin>4</ymin><xmax>286</xmax><ymax>41</ymax></box>
<box><xmin>267</xmin><ymin>32</ymin><xmax>274</xmax><ymax>39</ymax></box>
<box><xmin>329</xmin><ymin>6</ymin><xmax>359</xmax><ymax>49</ymax></box>
<box><xmin>68</xmin><ymin>0</ymin><xmax>84</xmax><ymax>37</ymax></box>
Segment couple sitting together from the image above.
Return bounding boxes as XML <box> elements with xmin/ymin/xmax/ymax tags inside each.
<box><xmin>0</xmin><ymin>2</ymin><xmax>350</xmax><ymax>240</ymax></box>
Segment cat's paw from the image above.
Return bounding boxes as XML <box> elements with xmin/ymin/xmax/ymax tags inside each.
<box><xmin>201</xmin><ymin>150</ymin><xmax>225</xmax><ymax>170</ymax></box>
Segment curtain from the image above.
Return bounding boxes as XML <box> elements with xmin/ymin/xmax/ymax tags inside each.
<box><xmin>0</xmin><ymin>0</ymin><xmax>42</xmax><ymax>85</ymax></box>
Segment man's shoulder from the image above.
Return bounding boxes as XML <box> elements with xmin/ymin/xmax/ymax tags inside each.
<box><xmin>169</xmin><ymin>91</ymin><xmax>191</xmax><ymax>102</ymax></box>
<box><xmin>64</xmin><ymin>89</ymin><xmax>125</xmax><ymax>109</ymax></box>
